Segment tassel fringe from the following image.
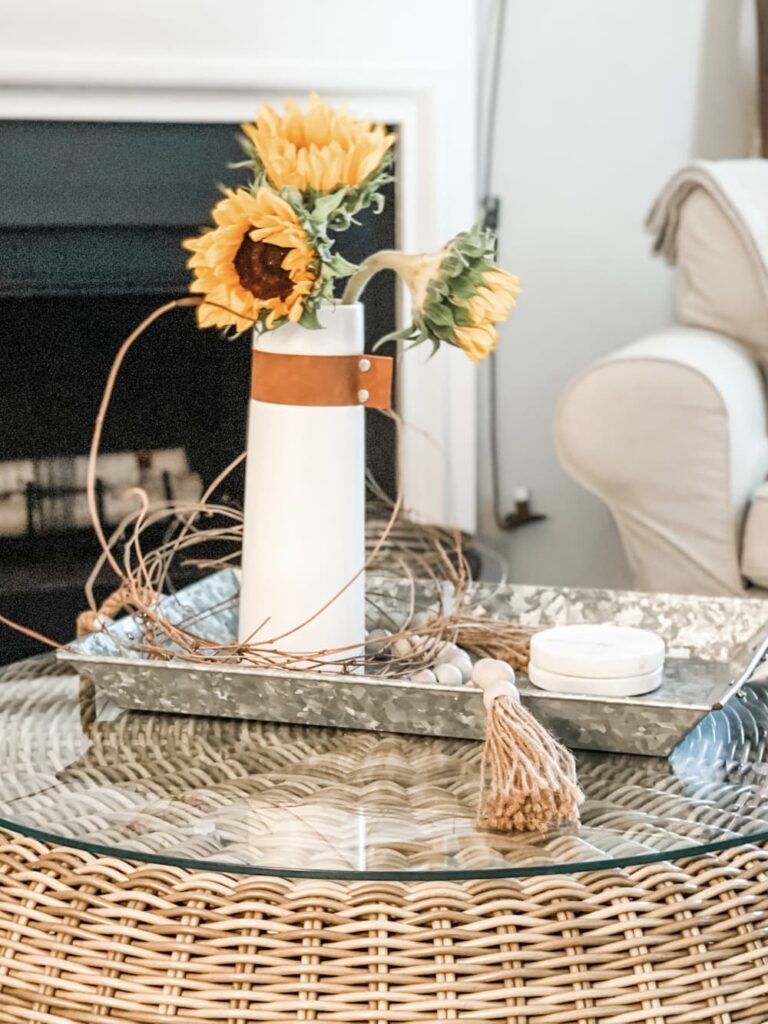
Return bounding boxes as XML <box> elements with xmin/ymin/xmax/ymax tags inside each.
<box><xmin>481</xmin><ymin>694</ymin><xmax>584</xmax><ymax>833</ymax></box>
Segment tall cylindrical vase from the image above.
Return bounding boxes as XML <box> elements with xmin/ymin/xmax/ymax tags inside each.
<box><xmin>238</xmin><ymin>303</ymin><xmax>366</xmax><ymax>666</ymax></box>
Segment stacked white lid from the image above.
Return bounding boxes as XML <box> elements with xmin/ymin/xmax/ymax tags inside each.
<box><xmin>528</xmin><ymin>624</ymin><xmax>665</xmax><ymax>697</ymax></box>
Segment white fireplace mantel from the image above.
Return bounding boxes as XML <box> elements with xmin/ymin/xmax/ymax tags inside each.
<box><xmin>0</xmin><ymin>0</ymin><xmax>479</xmax><ymax>531</ymax></box>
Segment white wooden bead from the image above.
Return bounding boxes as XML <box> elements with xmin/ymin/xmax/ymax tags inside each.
<box><xmin>392</xmin><ymin>636</ymin><xmax>414</xmax><ymax>658</ymax></box>
<box><xmin>410</xmin><ymin>612</ymin><xmax>432</xmax><ymax>628</ymax></box>
<box><xmin>411</xmin><ymin>668</ymin><xmax>437</xmax><ymax>684</ymax></box>
<box><xmin>434</xmin><ymin>641</ymin><xmax>460</xmax><ymax>664</ymax></box>
<box><xmin>471</xmin><ymin>657</ymin><xmax>515</xmax><ymax>687</ymax></box>
<box><xmin>481</xmin><ymin>678</ymin><xmax>520</xmax><ymax>710</ymax></box>
<box><xmin>366</xmin><ymin>628</ymin><xmax>391</xmax><ymax>656</ymax></box>
<box><xmin>433</xmin><ymin>662</ymin><xmax>464</xmax><ymax>687</ymax></box>
<box><xmin>448</xmin><ymin>651</ymin><xmax>473</xmax><ymax>682</ymax></box>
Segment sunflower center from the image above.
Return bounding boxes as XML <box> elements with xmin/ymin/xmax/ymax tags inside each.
<box><xmin>234</xmin><ymin>236</ymin><xmax>294</xmax><ymax>301</ymax></box>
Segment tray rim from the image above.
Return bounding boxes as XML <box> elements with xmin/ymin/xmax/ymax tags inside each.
<box><xmin>58</xmin><ymin>616</ymin><xmax>768</xmax><ymax>718</ymax></box>
<box><xmin>56</xmin><ymin>569</ymin><xmax>768</xmax><ymax>744</ymax></box>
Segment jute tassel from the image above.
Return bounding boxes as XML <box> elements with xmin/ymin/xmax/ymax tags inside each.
<box><xmin>472</xmin><ymin>659</ymin><xmax>584</xmax><ymax>832</ymax></box>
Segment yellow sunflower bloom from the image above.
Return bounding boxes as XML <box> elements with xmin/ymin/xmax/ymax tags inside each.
<box><xmin>341</xmin><ymin>225</ymin><xmax>521</xmax><ymax>362</ymax></box>
<box><xmin>458</xmin><ymin>269</ymin><xmax>521</xmax><ymax>362</ymax></box>
<box><xmin>454</xmin><ymin>324</ymin><xmax>501</xmax><ymax>363</ymax></box>
<box><xmin>241</xmin><ymin>93</ymin><xmax>395</xmax><ymax>193</ymax></box>
<box><xmin>182</xmin><ymin>187</ymin><xmax>317</xmax><ymax>332</ymax></box>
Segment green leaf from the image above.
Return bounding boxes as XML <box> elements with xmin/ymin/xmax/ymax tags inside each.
<box><xmin>279</xmin><ymin>186</ymin><xmax>304</xmax><ymax>210</ymax></box>
<box><xmin>329</xmin><ymin>210</ymin><xmax>353</xmax><ymax>231</ymax></box>
<box><xmin>311</xmin><ymin>190</ymin><xmax>349</xmax><ymax>221</ymax></box>
<box><xmin>298</xmin><ymin>304</ymin><xmax>323</xmax><ymax>330</ymax></box>
<box><xmin>373</xmin><ymin>325</ymin><xmax>419</xmax><ymax>350</ymax></box>
<box><xmin>423</xmin><ymin>299</ymin><xmax>457</xmax><ymax>328</ymax></box>
<box><xmin>449</xmin><ymin>276</ymin><xmax>479</xmax><ymax>300</ymax></box>
<box><xmin>438</xmin><ymin>254</ymin><xmax>468</xmax><ymax>278</ymax></box>
<box><xmin>451</xmin><ymin>303</ymin><xmax>473</xmax><ymax>327</ymax></box>
<box><xmin>327</xmin><ymin>253</ymin><xmax>359</xmax><ymax>278</ymax></box>
<box><xmin>423</xmin><ymin>318</ymin><xmax>457</xmax><ymax>343</ymax></box>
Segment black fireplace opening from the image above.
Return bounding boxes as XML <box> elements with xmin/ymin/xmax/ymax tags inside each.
<box><xmin>0</xmin><ymin>120</ymin><xmax>397</xmax><ymax>662</ymax></box>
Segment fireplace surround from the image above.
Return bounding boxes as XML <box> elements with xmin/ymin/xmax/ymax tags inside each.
<box><xmin>0</xmin><ymin>119</ymin><xmax>396</xmax><ymax>660</ymax></box>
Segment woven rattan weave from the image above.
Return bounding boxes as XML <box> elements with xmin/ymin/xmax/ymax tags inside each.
<box><xmin>1</xmin><ymin>655</ymin><xmax>768</xmax><ymax>1021</ymax></box>
<box><xmin>2</xmin><ymin>832</ymin><xmax>767</xmax><ymax>1023</ymax></box>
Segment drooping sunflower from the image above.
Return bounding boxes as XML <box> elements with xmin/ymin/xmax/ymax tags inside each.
<box><xmin>415</xmin><ymin>226</ymin><xmax>521</xmax><ymax>362</ymax></box>
<box><xmin>342</xmin><ymin>224</ymin><xmax>521</xmax><ymax>362</ymax></box>
<box><xmin>182</xmin><ymin>187</ymin><xmax>319</xmax><ymax>333</ymax></box>
<box><xmin>453</xmin><ymin>268</ymin><xmax>522</xmax><ymax>362</ymax></box>
<box><xmin>240</xmin><ymin>94</ymin><xmax>395</xmax><ymax>224</ymax></box>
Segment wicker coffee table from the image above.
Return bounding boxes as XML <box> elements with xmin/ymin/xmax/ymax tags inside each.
<box><xmin>1</xmin><ymin>654</ymin><xmax>768</xmax><ymax>1022</ymax></box>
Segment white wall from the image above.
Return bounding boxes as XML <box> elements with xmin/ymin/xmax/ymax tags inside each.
<box><xmin>478</xmin><ymin>0</ymin><xmax>758</xmax><ymax>588</ymax></box>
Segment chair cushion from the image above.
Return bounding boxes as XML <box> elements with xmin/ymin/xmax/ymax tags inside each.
<box><xmin>742</xmin><ymin>482</ymin><xmax>768</xmax><ymax>588</ymax></box>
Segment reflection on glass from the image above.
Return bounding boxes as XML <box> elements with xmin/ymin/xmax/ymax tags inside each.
<box><xmin>1</xmin><ymin>658</ymin><xmax>768</xmax><ymax>878</ymax></box>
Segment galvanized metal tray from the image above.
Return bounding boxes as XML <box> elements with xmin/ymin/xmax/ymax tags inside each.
<box><xmin>58</xmin><ymin>569</ymin><xmax>768</xmax><ymax>756</ymax></box>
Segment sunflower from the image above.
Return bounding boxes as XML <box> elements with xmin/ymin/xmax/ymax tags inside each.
<box><xmin>182</xmin><ymin>187</ymin><xmax>318</xmax><ymax>332</ymax></box>
<box><xmin>342</xmin><ymin>224</ymin><xmax>521</xmax><ymax>362</ymax></box>
<box><xmin>416</xmin><ymin>228</ymin><xmax>521</xmax><ymax>363</ymax></box>
<box><xmin>240</xmin><ymin>94</ymin><xmax>395</xmax><ymax>223</ymax></box>
<box><xmin>453</xmin><ymin>268</ymin><xmax>522</xmax><ymax>362</ymax></box>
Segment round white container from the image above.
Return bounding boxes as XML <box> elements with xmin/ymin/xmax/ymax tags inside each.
<box><xmin>238</xmin><ymin>303</ymin><xmax>366</xmax><ymax>667</ymax></box>
<box><xmin>528</xmin><ymin>661</ymin><xmax>663</xmax><ymax>697</ymax></box>
<box><xmin>530</xmin><ymin>624</ymin><xmax>665</xmax><ymax>679</ymax></box>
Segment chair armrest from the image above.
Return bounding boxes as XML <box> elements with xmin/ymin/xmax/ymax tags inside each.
<box><xmin>555</xmin><ymin>326</ymin><xmax>768</xmax><ymax>595</ymax></box>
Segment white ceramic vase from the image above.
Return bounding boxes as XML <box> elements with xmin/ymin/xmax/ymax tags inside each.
<box><xmin>238</xmin><ymin>303</ymin><xmax>366</xmax><ymax>667</ymax></box>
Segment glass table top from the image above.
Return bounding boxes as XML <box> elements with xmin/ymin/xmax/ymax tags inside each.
<box><xmin>1</xmin><ymin>654</ymin><xmax>768</xmax><ymax>879</ymax></box>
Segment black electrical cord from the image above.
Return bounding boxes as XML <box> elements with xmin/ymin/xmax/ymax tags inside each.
<box><xmin>480</xmin><ymin>0</ymin><xmax>506</xmax><ymax>212</ymax></box>
<box><xmin>479</xmin><ymin>1</ymin><xmax>546</xmax><ymax>534</ymax></box>
<box><xmin>479</xmin><ymin>0</ymin><xmax>515</xmax><ymax>531</ymax></box>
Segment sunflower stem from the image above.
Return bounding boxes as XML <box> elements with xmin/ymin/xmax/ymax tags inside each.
<box><xmin>341</xmin><ymin>250</ymin><xmax>421</xmax><ymax>304</ymax></box>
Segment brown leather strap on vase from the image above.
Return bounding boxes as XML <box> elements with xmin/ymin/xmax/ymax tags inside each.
<box><xmin>251</xmin><ymin>350</ymin><xmax>393</xmax><ymax>409</ymax></box>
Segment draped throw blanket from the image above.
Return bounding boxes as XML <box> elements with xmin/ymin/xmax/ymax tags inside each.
<box><xmin>647</xmin><ymin>159</ymin><xmax>768</xmax><ymax>280</ymax></box>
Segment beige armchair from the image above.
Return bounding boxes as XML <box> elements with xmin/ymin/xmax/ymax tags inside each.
<box><xmin>556</xmin><ymin>162</ymin><xmax>768</xmax><ymax>597</ymax></box>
